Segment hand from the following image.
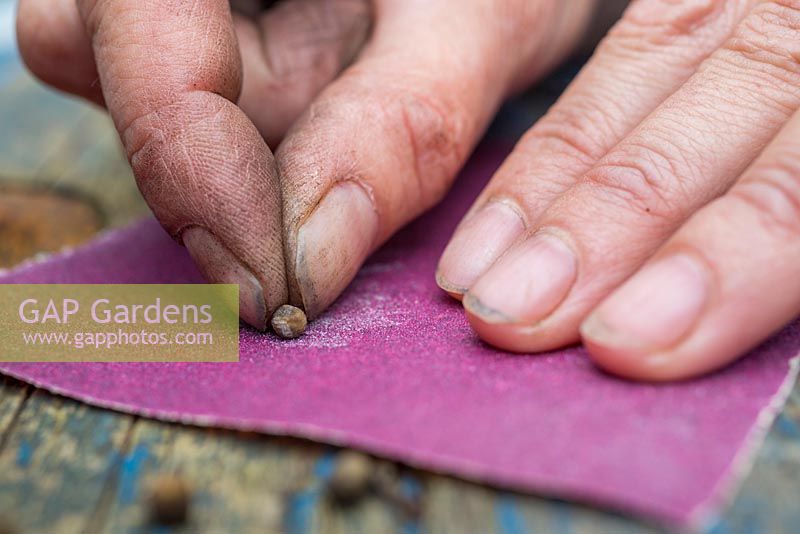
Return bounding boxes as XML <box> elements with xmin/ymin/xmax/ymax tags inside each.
<box><xmin>17</xmin><ymin>0</ymin><xmax>597</xmax><ymax>329</ymax></box>
<box><xmin>436</xmin><ymin>0</ymin><xmax>800</xmax><ymax>380</ymax></box>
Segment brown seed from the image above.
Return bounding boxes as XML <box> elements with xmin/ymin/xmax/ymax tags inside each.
<box><xmin>148</xmin><ymin>473</ymin><xmax>190</xmax><ymax>525</ymax></box>
<box><xmin>271</xmin><ymin>304</ymin><xmax>307</xmax><ymax>339</ymax></box>
<box><xmin>328</xmin><ymin>450</ymin><xmax>373</xmax><ymax>505</ymax></box>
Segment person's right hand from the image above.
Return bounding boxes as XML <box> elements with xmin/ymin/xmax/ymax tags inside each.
<box><xmin>17</xmin><ymin>0</ymin><xmax>599</xmax><ymax>329</ymax></box>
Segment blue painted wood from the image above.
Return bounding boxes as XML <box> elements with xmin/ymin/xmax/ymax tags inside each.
<box><xmin>0</xmin><ymin>387</ymin><xmax>134</xmax><ymax>533</ymax></box>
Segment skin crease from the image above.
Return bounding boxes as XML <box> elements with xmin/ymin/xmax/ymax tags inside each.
<box><xmin>14</xmin><ymin>0</ymin><xmax>800</xmax><ymax>381</ymax></box>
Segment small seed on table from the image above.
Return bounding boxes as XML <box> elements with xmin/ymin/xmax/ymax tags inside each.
<box><xmin>327</xmin><ymin>450</ymin><xmax>373</xmax><ymax>505</ymax></box>
<box><xmin>271</xmin><ymin>304</ymin><xmax>307</xmax><ymax>339</ymax></box>
<box><xmin>148</xmin><ymin>473</ymin><xmax>190</xmax><ymax>525</ymax></box>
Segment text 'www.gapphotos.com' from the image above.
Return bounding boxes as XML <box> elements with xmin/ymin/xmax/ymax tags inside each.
<box><xmin>22</xmin><ymin>330</ymin><xmax>214</xmax><ymax>349</ymax></box>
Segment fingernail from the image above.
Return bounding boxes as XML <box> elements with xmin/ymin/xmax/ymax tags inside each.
<box><xmin>295</xmin><ymin>182</ymin><xmax>378</xmax><ymax>318</ymax></box>
<box><xmin>436</xmin><ymin>201</ymin><xmax>525</xmax><ymax>296</ymax></box>
<box><xmin>465</xmin><ymin>231</ymin><xmax>577</xmax><ymax>324</ymax></box>
<box><xmin>581</xmin><ymin>254</ymin><xmax>709</xmax><ymax>351</ymax></box>
<box><xmin>183</xmin><ymin>226</ymin><xmax>267</xmax><ymax>330</ymax></box>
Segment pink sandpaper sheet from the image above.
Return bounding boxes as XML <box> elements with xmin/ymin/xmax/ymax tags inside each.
<box><xmin>1</xmin><ymin>144</ymin><xmax>798</xmax><ymax>526</ymax></box>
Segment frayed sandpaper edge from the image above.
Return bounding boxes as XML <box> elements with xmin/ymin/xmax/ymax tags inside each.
<box><xmin>0</xmin><ymin>365</ymin><xmax>669</xmax><ymax>528</ymax></box>
<box><xmin>3</xmin><ymin>357</ymin><xmax>798</xmax><ymax>529</ymax></box>
<box><xmin>690</xmin><ymin>355</ymin><xmax>800</xmax><ymax>531</ymax></box>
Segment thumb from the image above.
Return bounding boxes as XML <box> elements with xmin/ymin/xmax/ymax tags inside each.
<box><xmin>277</xmin><ymin>0</ymin><xmax>594</xmax><ymax>317</ymax></box>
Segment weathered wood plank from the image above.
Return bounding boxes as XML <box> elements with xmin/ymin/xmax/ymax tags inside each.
<box><xmin>713</xmin><ymin>387</ymin><xmax>800</xmax><ymax>533</ymax></box>
<box><xmin>423</xmin><ymin>476</ymin><xmax>502</xmax><ymax>534</ymax></box>
<box><xmin>98</xmin><ymin>420</ymin><xmax>410</xmax><ymax>534</ymax></box>
<box><xmin>508</xmin><ymin>493</ymin><xmax>656</xmax><ymax>534</ymax></box>
<box><xmin>421</xmin><ymin>474</ymin><xmax>662</xmax><ymax>534</ymax></box>
<box><xmin>0</xmin><ymin>377</ymin><xmax>29</xmax><ymax>449</ymax></box>
<box><xmin>99</xmin><ymin>419</ymin><xmax>311</xmax><ymax>533</ymax></box>
<box><xmin>0</xmin><ymin>389</ymin><xmax>134</xmax><ymax>534</ymax></box>
<box><xmin>308</xmin><ymin>456</ymin><xmax>416</xmax><ymax>534</ymax></box>
<box><xmin>0</xmin><ymin>368</ymin><xmax>797</xmax><ymax>534</ymax></box>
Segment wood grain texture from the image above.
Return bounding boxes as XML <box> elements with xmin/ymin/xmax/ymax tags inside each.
<box><xmin>0</xmin><ymin>376</ymin><xmax>28</xmax><ymax>450</ymax></box>
<box><xmin>0</xmin><ymin>383</ymin><xmax>134</xmax><ymax>534</ymax></box>
<box><xmin>101</xmin><ymin>421</ymin><xmax>310</xmax><ymax>533</ymax></box>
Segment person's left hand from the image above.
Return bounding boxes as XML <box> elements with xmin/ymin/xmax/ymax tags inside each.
<box><xmin>436</xmin><ymin>0</ymin><xmax>800</xmax><ymax>380</ymax></box>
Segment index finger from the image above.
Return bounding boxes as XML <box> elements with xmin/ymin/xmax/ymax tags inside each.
<box><xmin>77</xmin><ymin>0</ymin><xmax>287</xmax><ymax>329</ymax></box>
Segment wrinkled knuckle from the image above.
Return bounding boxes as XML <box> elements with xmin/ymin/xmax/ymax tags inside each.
<box><xmin>522</xmin><ymin>106</ymin><xmax>610</xmax><ymax>165</ymax></box>
<box><xmin>121</xmin><ymin>107</ymin><xmax>170</xmax><ymax>182</ymax></box>
<box><xmin>120</xmin><ymin>93</ymin><xmax>208</xmax><ymax>178</ymax></box>
<box><xmin>723</xmin><ymin>1</ymin><xmax>800</xmax><ymax>85</ymax></box>
<box><xmin>392</xmin><ymin>87</ymin><xmax>467</xmax><ymax>204</ymax></box>
<box><xmin>582</xmin><ymin>159</ymin><xmax>675</xmax><ymax>219</ymax></box>
<box><xmin>401</xmin><ymin>89</ymin><xmax>465</xmax><ymax>163</ymax></box>
<box><xmin>610</xmin><ymin>0</ymin><xmax>726</xmax><ymax>47</ymax></box>
<box><xmin>732</xmin><ymin>153</ymin><xmax>800</xmax><ymax>237</ymax></box>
